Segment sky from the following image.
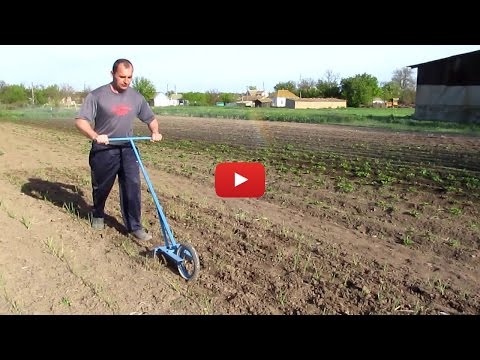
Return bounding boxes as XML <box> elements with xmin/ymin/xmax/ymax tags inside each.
<box><xmin>1</xmin><ymin>45</ymin><xmax>479</xmax><ymax>93</ymax></box>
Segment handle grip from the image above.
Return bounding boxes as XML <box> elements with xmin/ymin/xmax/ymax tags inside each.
<box><xmin>109</xmin><ymin>136</ymin><xmax>152</xmax><ymax>141</ymax></box>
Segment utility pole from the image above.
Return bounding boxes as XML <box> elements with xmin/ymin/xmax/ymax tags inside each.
<box><xmin>31</xmin><ymin>82</ymin><xmax>35</xmax><ymax>105</ymax></box>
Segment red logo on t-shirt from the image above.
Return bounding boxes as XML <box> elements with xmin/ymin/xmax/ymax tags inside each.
<box><xmin>111</xmin><ymin>104</ymin><xmax>131</xmax><ymax>116</ymax></box>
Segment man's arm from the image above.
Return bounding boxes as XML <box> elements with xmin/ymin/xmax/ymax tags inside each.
<box><xmin>75</xmin><ymin>118</ymin><xmax>109</xmax><ymax>144</ymax></box>
<box><xmin>148</xmin><ymin>118</ymin><xmax>163</xmax><ymax>142</ymax></box>
<box><xmin>75</xmin><ymin>118</ymin><xmax>98</xmax><ymax>140</ymax></box>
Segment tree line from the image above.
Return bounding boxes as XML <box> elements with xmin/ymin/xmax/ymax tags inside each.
<box><xmin>0</xmin><ymin>67</ymin><xmax>416</xmax><ymax>108</ymax></box>
<box><xmin>273</xmin><ymin>68</ymin><xmax>416</xmax><ymax>107</ymax></box>
<box><xmin>0</xmin><ymin>81</ymin><xmax>90</xmax><ymax>108</ymax></box>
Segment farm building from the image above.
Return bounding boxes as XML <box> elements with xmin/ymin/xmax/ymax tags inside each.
<box><xmin>170</xmin><ymin>93</ymin><xmax>184</xmax><ymax>106</ymax></box>
<box><xmin>285</xmin><ymin>98</ymin><xmax>347</xmax><ymax>109</ymax></box>
<box><xmin>236</xmin><ymin>95</ymin><xmax>257</xmax><ymax>107</ymax></box>
<box><xmin>372</xmin><ymin>97</ymin><xmax>385</xmax><ymax>108</ymax></box>
<box><xmin>254</xmin><ymin>97</ymin><xmax>272</xmax><ymax>108</ymax></box>
<box><xmin>60</xmin><ymin>96</ymin><xmax>77</xmax><ymax>108</ymax></box>
<box><xmin>270</xmin><ymin>89</ymin><xmax>299</xmax><ymax>108</ymax></box>
<box><xmin>153</xmin><ymin>92</ymin><xmax>186</xmax><ymax>107</ymax></box>
<box><xmin>247</xmin><ymin>89</ymin><xmax>269</xmax><ymax>97</ymax></box>
<box><xmin>409</xmin><ymin>49</ymin><xmax>480</xmax><ymax>123</ymax></box>
<box><xmin>153</xmin><ymin>92</ymin><xmax>170</xmax><ymax>107</ymax></box>
<box><xmin>237</xmin><ymin>89</ymin><xmax>270</xmax><ymax>107</ymax></box>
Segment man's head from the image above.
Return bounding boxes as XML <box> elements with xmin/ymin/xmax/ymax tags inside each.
<box><xmin>111</xmin><ymin>58</ymin><xmax>133</xmax><ymax>92</ymax></box>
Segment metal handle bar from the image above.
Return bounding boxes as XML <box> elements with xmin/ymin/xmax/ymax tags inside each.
<box><xmin>107</xmin><ymin>136</ymin><xmax>177</xmax><ymax>250</ymax></box>
<box><xmin>109</xmin><ymin>136</ymin><xmax>152</xmax><ymax>141</ymax></box>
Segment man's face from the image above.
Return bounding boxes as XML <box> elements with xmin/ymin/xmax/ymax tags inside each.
<box><xmin>111</xmin><ymin>63</ymin><xmax>133</xmax><ymax>92</ymax></box>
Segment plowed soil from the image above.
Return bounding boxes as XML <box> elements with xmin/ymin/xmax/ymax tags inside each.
<box><xmin>0</xmin><ymin>116</ymin><xmax>478</xmax><ymax>314</ymax></box>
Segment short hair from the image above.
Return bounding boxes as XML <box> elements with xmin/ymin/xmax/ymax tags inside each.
<box><xmin>112</xmin><ymin>58</ymin><xmax>133</xmax><ymax>73</ymax></box>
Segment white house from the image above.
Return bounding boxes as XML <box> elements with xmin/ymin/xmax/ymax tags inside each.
<box><xmin>270</xmin><ymin>89</ymin><xmax>299</xmax><ymax>108</ymax></box>
<box><xmin>153</xmin><ymin>92</ymin><xmax>170</xmax><ymax>107</ymax></box>
<box><xmin>153</xmin><ymin>92</ymin><xmax>185</xmax><ymax>107</ymax></box>
<box><xmin>170</xmin><ymin>93</ymin><xmax>183</xmax><ymax>105</ymax></box>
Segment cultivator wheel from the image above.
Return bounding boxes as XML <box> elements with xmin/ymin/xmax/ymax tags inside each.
<box><xmin>176</xmin><ymin>243</ymin><xmax>200</xmax><ymax>281</ymax></box>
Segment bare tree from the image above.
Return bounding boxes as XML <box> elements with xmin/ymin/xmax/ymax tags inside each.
<box><xmin>324</xmin><ymin>69</ymin><xmax>340</xmax><ymax>84</ymax></box>
<box><xmin>317</xmin><ymin>70</ymin><xmax>341</xmax><ymax>98</ymax></box>
<box><xmin>297</xmin><ymin>78</ymin><xmax>317</xmax><ymax>98</ymax></box>
<box><xmin>392</xmin><ymin>67</ymin><xmax>416</xmax><ymax>91</ymax></box>
<box><xmin>60</xmin><ymin>84</ymin><xmax>76</xmax><ymax>98</ymax></box>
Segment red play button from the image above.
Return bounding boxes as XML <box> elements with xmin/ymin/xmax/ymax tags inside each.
<box><xmin>215</xmin><ymin>162</ymin><xmax>265</xmax><ymax>198</ymax></box>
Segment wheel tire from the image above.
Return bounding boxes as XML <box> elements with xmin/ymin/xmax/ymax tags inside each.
<box><xmin>176</xmin><ymin>243</ymin><xmax>200</xmax><ymax>281</ymax></box>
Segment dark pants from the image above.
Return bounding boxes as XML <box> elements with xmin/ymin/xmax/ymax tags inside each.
<box><xmin>89</xmin><ymin>143</ymin><xmax>142</xmax><ymax>232</ymax></box>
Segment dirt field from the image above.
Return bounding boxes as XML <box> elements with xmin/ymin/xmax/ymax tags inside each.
<box><xmin>0</xmin><ymin>116</ymin><xmax>479</xmax><ymax>314</ymax></box>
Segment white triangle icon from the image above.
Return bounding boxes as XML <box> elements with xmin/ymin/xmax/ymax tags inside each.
<box><xmin>234</xmin><ymin>172</ymin><xmax>248</xmax><ymax>187</ymax></box>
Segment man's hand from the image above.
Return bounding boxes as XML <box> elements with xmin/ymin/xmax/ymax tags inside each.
<box><xmin>151</xmin><ymin>133</ymin><xmax>163</xmax><ymax>142</ymax></box>
<box><xmin>95</xmin><ymin>134</ymin><xmax>109</xmax><ymax>144</ymax></box>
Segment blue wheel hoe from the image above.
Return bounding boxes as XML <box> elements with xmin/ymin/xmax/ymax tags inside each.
<box><xmin>110</xmin><ymin>137</ymin><xmax>200</xmax><ymax>281</ymax></box>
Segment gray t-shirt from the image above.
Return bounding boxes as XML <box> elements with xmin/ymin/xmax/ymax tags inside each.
<box><xmin>76</xmin><ymin>84</ymin><xmax>155</xmax><ymax>138</ymax></box>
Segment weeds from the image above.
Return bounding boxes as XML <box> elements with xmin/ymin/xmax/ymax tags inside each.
<box><xmin>61</xmin><ymin>297</ymin><xmax>72</xmax><ymax>307</ymax></box>
<box><xmin>20</xmin><ymin>216</ymin><xmax>32</xmax><ymax>229</ymax></box>
<box><xmin>276</xmin><ymin>287</ymin><xmax>288</xmax><ymax>307</ymax></box>
<box><xmin>44</xmin><ymin>236</ymin><xmax>64</xmax><ymax>260</ymax></box>
<box><xmin>63</xmin><ymin>202</ymin><xmax>80</xmax><ymax>219</ymax></box>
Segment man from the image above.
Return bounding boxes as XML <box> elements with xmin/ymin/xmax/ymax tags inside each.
<box><xmin>75</xmin><ymin>58</ymin><xmax>162</xmax><ymax>243</ymax></box>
